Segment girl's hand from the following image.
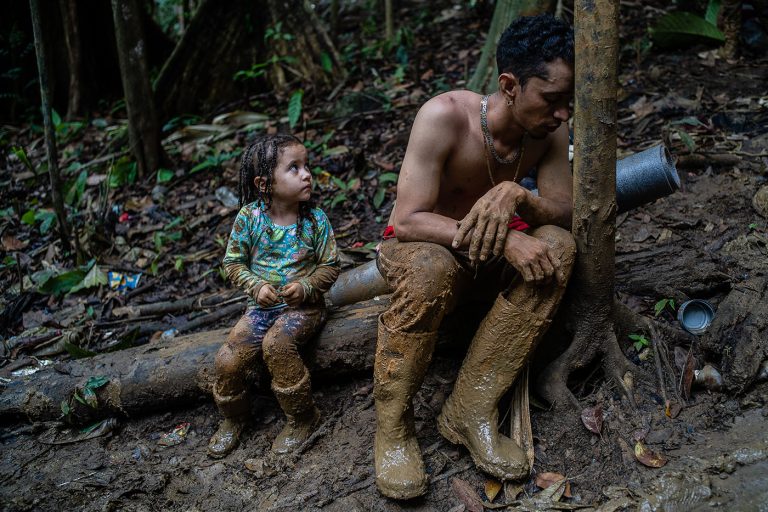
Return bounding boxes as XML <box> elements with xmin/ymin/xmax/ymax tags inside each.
<box><xmin>281</xmin><ymin>282</ymin><xmax>305</xmax><ymax>307</ymax></box>
<box><xmin>256</xmin><ymin>284</ymin><xmax>279</xmax><ymax>307</ymax></box>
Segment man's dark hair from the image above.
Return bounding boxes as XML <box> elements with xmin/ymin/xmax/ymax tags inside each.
<box><xmin>496</xmin><ymin>14</ymin><xmax>574</xmax><ymax>88</ymax></box>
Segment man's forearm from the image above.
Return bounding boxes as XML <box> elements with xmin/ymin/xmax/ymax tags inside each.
<box><xmin>394</xmin><ymin>211</ymin><xmax>465</xmax><ymax>248</ymax></box>
<box><xmin>517</xmin><ymin>195</ymin><xmax>572</xmax><ymax>229</ymax></box>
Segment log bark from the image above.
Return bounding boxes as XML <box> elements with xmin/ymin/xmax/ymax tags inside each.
<box><xmin>466</xmin><ymin>0</ymin><xmax>556</xmax><ymax>93</ymax></box>
<box><xmin>701</xmin><ymin>276</ymin><xmax>768</xmax><ymax>393</ymax></box>
<box><xmin>0</xmin><ymin>296</ymin><xmax>489</xmax><ymax>424</ymax></box>
<box><xmin>0</xmin><ymin>299</ymin><xmax>387</xmax><ymax>423</ymax></box>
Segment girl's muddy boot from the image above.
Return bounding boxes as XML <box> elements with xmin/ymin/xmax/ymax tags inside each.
<box><xmin>208</xmin><ymin>388</ymin><xmax>250</xmax><ymax>458</ymax></box>
<box><xmin>271</xmin><ymin>368</ymin><xmax>320</xmax><ymax>454</ymax></box>
<box><xmin>437</xmin><ymin>294</ymin><xmax>550</xmax><ymax>480</ymax></box>
<box><xmin>374</xmin><ymin>317</ymin><xmax>437</xmax><ymax>499</ymax></box>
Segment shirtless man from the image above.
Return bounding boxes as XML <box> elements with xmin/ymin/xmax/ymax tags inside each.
<box><xmin>373</xmin><ymin>15</ymin><xmax>576</xmax><ymax>499</ymax></box>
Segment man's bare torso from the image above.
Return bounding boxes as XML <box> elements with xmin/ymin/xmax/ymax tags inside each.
<box><xmin>407</xmin><ymin>90</ymin><xmax>555</xmax><ymax>222</ymax></box>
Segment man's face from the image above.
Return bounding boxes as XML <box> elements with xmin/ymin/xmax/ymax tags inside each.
<box><xmin>515</xmin><ymin>58</ymin><xmax>574</xmax><ymax>139</ymax></box>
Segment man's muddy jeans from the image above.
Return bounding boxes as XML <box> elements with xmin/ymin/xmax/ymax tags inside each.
<box><xmin>377</xmin><ymin>239</ymin><xmax>519</xmax><ymax>333</ymax></box>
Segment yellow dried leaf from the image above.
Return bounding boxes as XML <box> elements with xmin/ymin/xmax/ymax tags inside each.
<box><xmin>484</xmin><ymin>478</ymin><xmax>502</xmax><ymax>502</ymax></box>
<box><xmin>634</xmin><ymin>441</ymin><xmax>668</xmax><ymax>468</ymax></box>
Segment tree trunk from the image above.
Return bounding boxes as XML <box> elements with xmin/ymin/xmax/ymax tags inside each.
<box><xmin>59</xmin><ymin>0</ymin><xmax>82</xmax><ymax>119</ymax></box>
<box><xmin>111</xmin><ymin>0</ymin><xmax>163</xmax><ymax>177</ymax></box>
<box><xmin>29</xmin><ymin>0</ymin><xmax>72</xmax><ymax>257</ymax></box>
<box><xmin>467</xmin><ymin>0</ymin><xmax>556</xmax><ymax>93</ymax></box>
<box><xmin>537</xmin><ymin>0</ymin><xmax>636</xmax><ymax>410</ymax></box>
<box><xmin>155</xmin><ymin>0</ymin><xmax>345</xmax><ymax>118</ymax></box>
<box><xmin>721</xmin><ymin>0</ymin><xmax>741</xmax><ymax>60</ymax></box>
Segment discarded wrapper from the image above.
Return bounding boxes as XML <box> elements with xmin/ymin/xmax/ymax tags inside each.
<box><xmin>108</xmin><ymin>271</ymin><xmax>142</xmax><ymax>291</ymax></box>
<box><xmin>158</xmin><ymin>422</ymin><xmax>191</xmax><ymax>446</ymax></box>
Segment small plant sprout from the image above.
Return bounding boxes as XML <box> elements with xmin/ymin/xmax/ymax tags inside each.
<box><xmin>629</xmin><ymin>333</ymin><xmax>650</xmax><ymax>352</ymax></box>
<box><xmin>654</xmin><ymin>298</ymin><xmax>676</xmax><ymax>317</ymax></box>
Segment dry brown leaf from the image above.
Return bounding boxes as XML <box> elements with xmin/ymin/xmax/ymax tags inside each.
<box><xmin>450</xmin><ymin>477</ymin><xmax>483</xmax><ymax>512</ymax></box>
<box><xmin>504</xmin><ymin>481</ymin><xmax>525</xmax><ymax>501</ymax></box>
<box><xmin>634</xmin><ymin>441</ymin><xmax>668</xmax><ymax>468</ymax></box>
<box><xmin>535</xmin><ymin>472</ymin><xmax>572</xmax><ymax>498</ymax></box>
<box><xmin>484</xmin><ymin>478</ymin><xmax>502</xmax><ymax>502</ymax></box>
<box><xmin>665</xmin><ymin>399</ymin><xmax>682</xmax><ymax>418</ymax></box>
<box><xmin>2</xmin><ymin>235</ymin><xmax>27</xmax><ymax>251</ymax></box>
<box><xmin>581</xmin><ymin>405</ymin><xmax>603</xmax><ymax>435</ymax></box>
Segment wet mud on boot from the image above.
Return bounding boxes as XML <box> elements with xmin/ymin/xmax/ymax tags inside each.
<box><xmin>374</xmin><ymin>317</ymin><xmax>437</xmax><ymax>499</ymax></box>
<box><xmin>271</xmin><ymin>368</ymin><xmax>321</xmax><ymax>454</ymax></box>
<box><xmin>437</xmin><ymin>294</ymin><xmax>551</xmax><ymax>480</ymax></box>
<box><xmin>207</xmin><ymin>388</ymin><xmax>250</xmax><ymax>458</ymax></box>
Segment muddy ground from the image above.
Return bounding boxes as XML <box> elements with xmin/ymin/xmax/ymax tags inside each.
<box><xmin>2</xmin><ymin>2</ymin><xmax>768</xmax><ymax>511</ymax></box>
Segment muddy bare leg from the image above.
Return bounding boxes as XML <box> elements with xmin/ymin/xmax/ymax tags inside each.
<box><xmin>437</xmin><ymin>225</ymin><xmax>576</xmax><ymax>479</ymax></box>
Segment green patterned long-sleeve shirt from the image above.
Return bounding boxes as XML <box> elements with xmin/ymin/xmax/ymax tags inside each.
<box><xmin>223</xmin><ymin>203</ymin><xmax>340</xmax><ymax>308</ymax></box>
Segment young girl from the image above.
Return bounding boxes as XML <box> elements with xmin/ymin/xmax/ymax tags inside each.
<box><xmin>208</xmin><ymin>133</ymin><xmax>340</xmax><ymax>458</ymax></box>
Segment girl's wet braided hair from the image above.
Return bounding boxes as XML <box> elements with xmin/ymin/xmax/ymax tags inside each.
<box><xmin>238</xmin><ymin>133</ymin><xmax>316</xmax><ymax>240</ymax></box>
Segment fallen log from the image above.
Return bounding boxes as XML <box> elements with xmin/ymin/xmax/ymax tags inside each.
<box><xmin>0</xmin><ymin>298</ymin><xmax>389</xmax><ymax>424</ymax></box>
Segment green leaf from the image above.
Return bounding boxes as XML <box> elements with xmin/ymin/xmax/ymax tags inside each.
<box><xmin>330</xmin><ymin>192</ymin><xmax>347</xmax><ymax>209</ymax></box>
<box><xmin>21</xmin><ymin>209</ymin><xmax>36</xmax><ymax>225</ymax></box>
<box><xmin>64</xmin><ymin>170</ymin><xmax>88</xmax><ymax>206</ymax></box>
<box><xmin>37</xmin><ymin>210</ymin><xmax>57</xmax><ymax>234</ymax></box>
<box><xmin>81</xmin><ymin>386</ymin><xmax>98</xmax><ymax>408</ymax></box>
<box><xmin>288</xmin><ymin>89</ymin><xmax>304</xmax><ymax>129</ymax></box>
<box><xmin>69</xmin><ymin>262</ymin><xmax>107</xmax><ymax>293</ymax></box>
<box><xmin>704</xmin><ymin>0</ymin><xmax>722</xmax><ymax>25</ymax></box>
<box><xmin>650</xmin><ymin>12</ymin><xmax>725</xmax><ymax>47</ymax></box>
<box><xmin>677</xmin><ymin>129</ymin><xmax>696</xmax><ymax>153</ymax></box>
<box><xmin>38</xmin><ymin>268</ymin><xmax>88</xmax><ymax>296</ymax></box>
<box><xmin>654</xmin><ymin>298</ymin><xmax>675</xmax><ymax>317</ymax></box>
<box><xmin>373</xmin><ymin>187</ymin><xmax>386</xmax><ymax>208</ymax></box>
<box><xmin>157</xmin><ymin>168</ymin><xmax>174</xmax><ymax>183</ymax></box>
<box><xmin>51</xmin><ymin>109</ymin><xmax>62</xmax><ymax>128</ymax></box>
<box><xmin>320</xmin><ymin>52</ymin><xmax>333</xmax><ymax>73</ymax></box>
<box><xmin>64</xmin><ymin>341</ymin><xmax>97</xmax><ymax>359</ymax></box>
<box><xmin>11</xmin><ymin>146</ymin><xmax>36</xmax><ymax>175</ymax></box>
<box><xmin>61</xmin><ymin>400</ymin><xmax>71</xmax><ymax>416</ymax></box>
<box><xmin>379</xmin><ymin>172</ymin><xmax>399</xmax><ymax>184</ymax></box>
<box><xmin>174</xmin><ymin>256</ymin><xmax>184</xmax><ymax>272</ymax></box>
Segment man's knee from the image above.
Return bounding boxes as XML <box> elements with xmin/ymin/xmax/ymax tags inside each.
<box><xmin>390</xmin><ymin>243</ymin><xmax>459</xmax><ymax>299</ymax></box>
<box><xmin>530</xmin><ymin>225</ymin><xmax>576</xmax><ymax>266</ymax></box>
<box><xmin>262</xmin><ymin>329</ymin><xmax>295</xmax><ymax>366</ymax></box>
<box><xmin>215</xmin><ymin>344</ymin><xmax>246</xmax><ymax>383</ymax></box>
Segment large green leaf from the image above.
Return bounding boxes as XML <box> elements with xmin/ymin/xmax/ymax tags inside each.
<box><xmin>704</xmin><ymin>0</ymin><xmax>721</xmax><ymax>25</ymax></box>
<box><xmin>288</xmin><ymin>89</ymin><xmax>304</xmax><ymax>129</ymax></box>
<box><xmin>650</xmin><ymin>12</ymin><xmax>725</xmax><ymax>47</ymax></box>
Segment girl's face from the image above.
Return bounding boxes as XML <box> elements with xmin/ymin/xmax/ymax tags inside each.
<box><xmin>265</xmin><ymin>143</ymin><xmax>312</xmax><ymax>204</ymax></box>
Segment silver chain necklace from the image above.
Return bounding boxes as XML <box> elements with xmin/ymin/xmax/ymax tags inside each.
<box><xmin>480</xmin><ymin>94</ymin><xmax>523</xmax><ymax>166</ymax></box>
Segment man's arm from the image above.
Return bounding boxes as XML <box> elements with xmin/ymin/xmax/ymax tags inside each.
<box><xmin>516</xmin><ymin>124</ymin><xmax>572</xmax><ymax>229</ymax></box>
<box><xmin>392</xmin><ymin>97</ymin><xmax>464</xmax><ymax>247</ymax></box>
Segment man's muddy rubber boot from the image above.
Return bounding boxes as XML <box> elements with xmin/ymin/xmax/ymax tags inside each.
<box><xmin>437</xmin><ymin>293</ymin><xmax>550</xmax><ymax>480</ymax></box>
<box><xmin>374</xmin><ymin>317</ymin><xmax>437</xmax><ymax>499</ymax></box>
<box><xmin>208</xmin><ymin>388</ymin><xmax>250</xmax><ymax>458</ymax></box>
<box><xmin>271</xmin><ymin>368</ymin><xmax>321</xmax><ymax>454</ymax></box>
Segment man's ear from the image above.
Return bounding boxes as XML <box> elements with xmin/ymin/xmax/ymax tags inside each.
<box><xmin>498</xmin><ymin>72</ymin><xmax>519</xmax><ymax>104</ymax></box>
<box><xmin>254</xmin><ymin>176</ymin><xmax>267</xmax><ymax>192</ymax></box>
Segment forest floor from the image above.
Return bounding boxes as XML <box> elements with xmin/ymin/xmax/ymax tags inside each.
<box><xmin>2</xmin><ymin>1</ymin><xmax>768</xmax><ymax>511</ymax></box>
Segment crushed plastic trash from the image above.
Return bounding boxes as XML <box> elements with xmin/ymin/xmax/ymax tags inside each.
<box><xmin>108</xmin><ymin>271</ymin><xmax>142</xmax><ymax>291</ymax></box>
<box><xmin>694</xmin><ymin>365</ymin><xmax>723</xmax><ymax>392</ymax></box>
<box><xmin>160</xmin><ymin>328</ymin><xmax>179</xmax><ymax>341</ymax></box>
<box><xmin>10</xmin><ymin>359</ymin><xmax>53</xmax><ymax>377</ymax></box>
<box><xmin>215</xmin><ymin>186</ymin><xmax>239</xmax><ymax>208</ymax></box>
<box><xmin>158</xmin><ymin>422</ymin><xmax>191</xmax><ymax>446</ymax></box>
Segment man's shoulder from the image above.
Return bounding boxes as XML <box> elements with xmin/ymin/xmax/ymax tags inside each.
<box><xmin>417</xmin><ymin>90</ymin><xmax>478</xmax><ymax>127</ymax></box>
